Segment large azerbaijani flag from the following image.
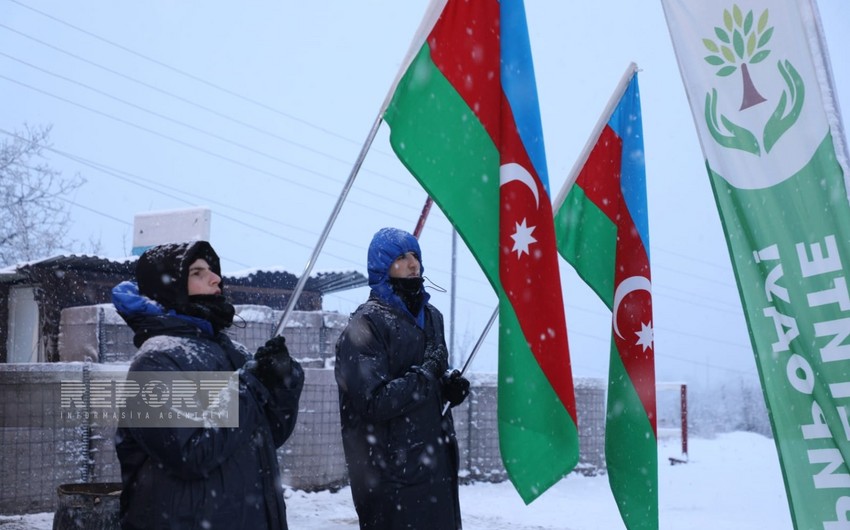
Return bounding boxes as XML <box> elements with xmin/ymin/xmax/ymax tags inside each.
<box><xmin>554</xmin><ymin>64</ymin><xmax>658</xmax><ymax>530</ymax></box>
<box><xmin>381</xmin><ymin>0</ymin><xmax>579</xmax><ymax>502</ymax></box>
<box><xmin>661</xmin><ymin>1</ymin><xmax>850</xmax><ymax>528</ymax></box>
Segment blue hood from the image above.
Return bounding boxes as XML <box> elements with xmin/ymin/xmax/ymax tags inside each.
<box><xmin>112</xmin><ymin>280</ymin><xmax>214</xmax><ymax>337</ymax></box>
<box><xmin>367</xmin><ymin>227</ymin><xmax>430</xmax><ymax>327</ymax></box>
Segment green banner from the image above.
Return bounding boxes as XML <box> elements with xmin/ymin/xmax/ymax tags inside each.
<box><xmin>661</xmin><ymin>1</ymin><xmax>850</xmax><ymax>526</ymax></box>
<box><xmin>711</xmin><ymin>135</ymin><xmax>850</xmax><ymax>527</ymax></box>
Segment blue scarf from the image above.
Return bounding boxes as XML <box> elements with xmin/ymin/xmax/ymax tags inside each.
<box><xmin>112</xmin><ymin>281</ymin><xmax>215</xmax><ymax>337</ymax></box>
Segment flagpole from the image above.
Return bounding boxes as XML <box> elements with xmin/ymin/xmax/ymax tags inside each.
<box><xmin>378</xmin><ymin>0</ymin><xmax>449</xmax><ymax>114</ymax></box>
<box><xmin>449</xmin><ymin>229</ymin><xmax>458</xmax><ymax>366</ymax></box>
<box><xmin>552</xmin><ymin>62</ymin><xmax>638</xmax><ymax>210</ymax></box>
<box><xmin>273</xmin><ymin>114</ymin><xmax>384</xmax><ymax>337</ymax></box>
<box><xmin>443</xmin><ymin>305</ymin><xmax>498</xmax><ymax>415</ymax></box>
<box><xmin>272</xmin><ymin>1</ymin><xmax>451</xmax><ymax>338</ymax></box>
<box><xmin>457</xmin><ymin>306</ymin><xmax>498</xmax><ymax>377</ymax></box>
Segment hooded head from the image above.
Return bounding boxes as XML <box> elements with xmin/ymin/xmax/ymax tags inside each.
<box><xmin>367</xmin><ymin>227</ymin><xmax>429</xmax><ymax>327</ymax></box>
<box><xmin>136</xmin><ymin>240</ymin><xmax>223</xmax><ymax>312</ymax></box>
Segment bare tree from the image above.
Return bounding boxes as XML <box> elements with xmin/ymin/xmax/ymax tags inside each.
<box><xmin>0</xmin><ymin>125</ymin><xmax>85</xmax><ymax>267</ymax></box>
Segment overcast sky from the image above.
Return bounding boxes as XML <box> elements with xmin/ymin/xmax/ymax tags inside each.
<box><xmin>1</xmin><ymin>1</ymin><xmax>848</xmax><ymax>386</ymax></box>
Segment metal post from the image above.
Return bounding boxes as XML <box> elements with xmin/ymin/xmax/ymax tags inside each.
<box><xmin>412</xmin><ymin>197</ymin><xmax>433</xmax><ymax>239</ymax></box>
<box><xmin>450</xmin><ymin>229</ymin><xmax>457</xmax><ymax>366</ymax></box>
<box><xmin>681</xmin><ymin>383</ymin><xmax>689</xmax><ymax>459</ymax></box>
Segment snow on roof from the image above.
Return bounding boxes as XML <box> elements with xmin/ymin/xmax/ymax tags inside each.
<box><xmin>0</xmin><ymin>254</ymin><xmax>367</xmax><ymax>294</ymax></box>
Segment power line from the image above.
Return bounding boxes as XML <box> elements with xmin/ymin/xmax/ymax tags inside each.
<box><xmin>0</xmin><ymin>126</ymin><xmax>424</xmax><ymax>274</ymax></box>
<box><xmin>0</xmin><ymin>22</ymin><xmax>412</xmax><ymax>190</ymax></box>
<box><xmin>0</xmin><ymin>85</ymin><xmax>744</xmax><ymax>354</ymax></box>
<box><xmin>69</xmin><ymin>165</ymin><xmax>760</xmax><ymax>361</ymax></box>
<box><xmin>0</xmin><ymin>73</ymin><xmax>436</xmax><ymax>230</ymax></box>
<box><xmin>0</xmin><ymin>65</ymin><xmax>418</xmax><ymax>212</ymax></box>
<box><xmin>5</xmin><ymin>0</ymin><xmax>396</xmax><ymax>154</ymax></box>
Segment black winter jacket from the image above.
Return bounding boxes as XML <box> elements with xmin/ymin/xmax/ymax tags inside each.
<box><xmin>335</xmin><ymin>296</ymin><xmax>462</xmax><ymax>530</ymax></box>
<box><xmin>115</xmin><ymin>311</ymin><xmax>302</xmax><ymax>530</ymax></box>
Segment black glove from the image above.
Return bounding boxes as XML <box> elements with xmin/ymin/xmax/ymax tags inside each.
<box><xmin>256</xmin><ymin>335</ymin><xmax>289</xmax><ymax>361</ymax></box>
<box><xmin>442</xmin><ymin>369</ymin><xmax>470</xmax><ymax>408</ymax></box>
<box><xmin>420</xmin><ymin>336</ymin><xmax>447</xmax><ymax>379</ymax></box>
<box><xmin>249</xmin><ymin>335</ymin><xmax>295</xmax><ymax>389</ymax></box>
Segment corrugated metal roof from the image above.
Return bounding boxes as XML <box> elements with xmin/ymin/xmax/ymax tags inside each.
<box><xmin>226</xmin><ymin>269</ymin><xmax>367</xmax><ymax>294</ymax></box>
<box><xmin>0</xmin><ymin>255</ymin><xmax>366</xmax><ymax>295</ymax></box>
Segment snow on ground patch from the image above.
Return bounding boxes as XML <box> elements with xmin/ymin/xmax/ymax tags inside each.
<box><xmin>0</xmin><ymin>433</ymin><xmax>791</xmax><ymax>530</ymax></box>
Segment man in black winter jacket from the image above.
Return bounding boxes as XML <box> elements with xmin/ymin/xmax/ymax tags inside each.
<box><xmin>112</xmin><ymin>240</ymin><xmax>303</xmax><ymax>530</ymax></box>
<box><xmin>335</xmin><ymin>227</ymin><xmax>471</xmax><ymax>530</ymax></box>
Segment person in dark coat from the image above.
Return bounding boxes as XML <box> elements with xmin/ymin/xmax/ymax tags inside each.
<box><xmin>335</xmin><ymin>227</ymin><xmax>471</xmax><ymax>530</ymax></box>
<box><xmin>112</xmin><ymin>240</ymin><xmax>303</xmax><ymax>530</ymax></box>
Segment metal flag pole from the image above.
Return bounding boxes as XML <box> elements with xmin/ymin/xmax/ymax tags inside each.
<box><xmin>273</xmin><ymin>2</ymin><xmax>449</xmax><ymax>338</ymax></box>
<box><xmin>456</xmin><ymin>306</ymin><xmax>498</xmax><ymax>377</ymax></box>
<box><xmin>273</xmin><ymin>114</ymin><xmax>384</xmax><ymax>337</ymax></box>
<box><xmin>442</xmin><ymin>305</ymin><xmax>498</xmax><ymax>416</ymax></box>
<box><xmin>552</xmin><ymin>62</ymin><xmax>638</xmax><ymax>209</ymax></box>
<box><xmin>449</xmin><ymin>229</ymin><xmax>457</xmax><ymax>366</ymax></box>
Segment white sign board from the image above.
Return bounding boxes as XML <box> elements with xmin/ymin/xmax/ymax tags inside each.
<box><xmin>132</xmin><ymin>207</ymin><xmax>211</xmax><ymax>256</ymax></box>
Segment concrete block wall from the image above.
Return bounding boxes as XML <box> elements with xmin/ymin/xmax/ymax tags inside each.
<box><xmin>58</xmin><ymin>305</ymin><xmax>134</xmax><ymax>363</ymax></box>
<box><xmin>57</xmin><ymin>305</ymin><xmax>348</xmax><ymax>367</ymax></box>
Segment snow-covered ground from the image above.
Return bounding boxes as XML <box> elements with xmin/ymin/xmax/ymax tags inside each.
<box><xmin>0</xmin><ymin>432</ymin><xmax>791</xmax><ymax>529</ymax></box>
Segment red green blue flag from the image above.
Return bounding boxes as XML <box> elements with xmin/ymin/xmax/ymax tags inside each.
<box><xmin>554</xmin><ymin>65</ymin><xmax>658</xmax><ymax>529</ymax></box>
<box><xmin>381</xmin><ymin>0</ymin><xmax>579</xmax><ymax>503</ymax></box>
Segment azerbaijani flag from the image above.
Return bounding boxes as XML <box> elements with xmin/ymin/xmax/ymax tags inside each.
<box><xmin>554</xmin><ymin>65</ymin><xmax>658</xmax><ymax>529</ymax></box>
<box><xmin>381</xmin><ymin>0</ymin><xmax>578</xmax><ymax>502</ymax></box>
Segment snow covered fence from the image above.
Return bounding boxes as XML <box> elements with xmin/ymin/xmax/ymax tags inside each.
<box><xmin>0</xmin><ymin>362</ymin><xmax>607</xmax><ymax>515</ymax></box>
<box><xmin>0</xmin><ymin>304</ymin><xmax>608</xmax><ymax>515</ymax></box>
<box><xmin>0</xmin><ymin>363</ymin><xmax>118</xmax><ymax>515</ymax></box>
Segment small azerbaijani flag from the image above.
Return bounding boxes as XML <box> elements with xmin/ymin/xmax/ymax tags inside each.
<box><xmin>380</xmin><ymin>0</ymin><xmax>579</xmax><ymax>503</ymax></box>
<box><xmin>554</xmin><ymin>64</ymin><xmax>658</xmax><ymax>529</ymax></box>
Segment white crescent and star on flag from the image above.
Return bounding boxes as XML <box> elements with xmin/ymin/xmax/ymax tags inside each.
<box><xmin>612</xmin><ymin>276</ymin><xmax>654</xmax><ymax>351</ymax></box>
<box><xmin>500</xmin><ymin>162</ymin><xmax>539</xmax><ymax>259</ymax></box>
<box><xmin>499</xmin><ymin>161</ymin><xmax>652</xmax><ymax>351</ymax></box>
